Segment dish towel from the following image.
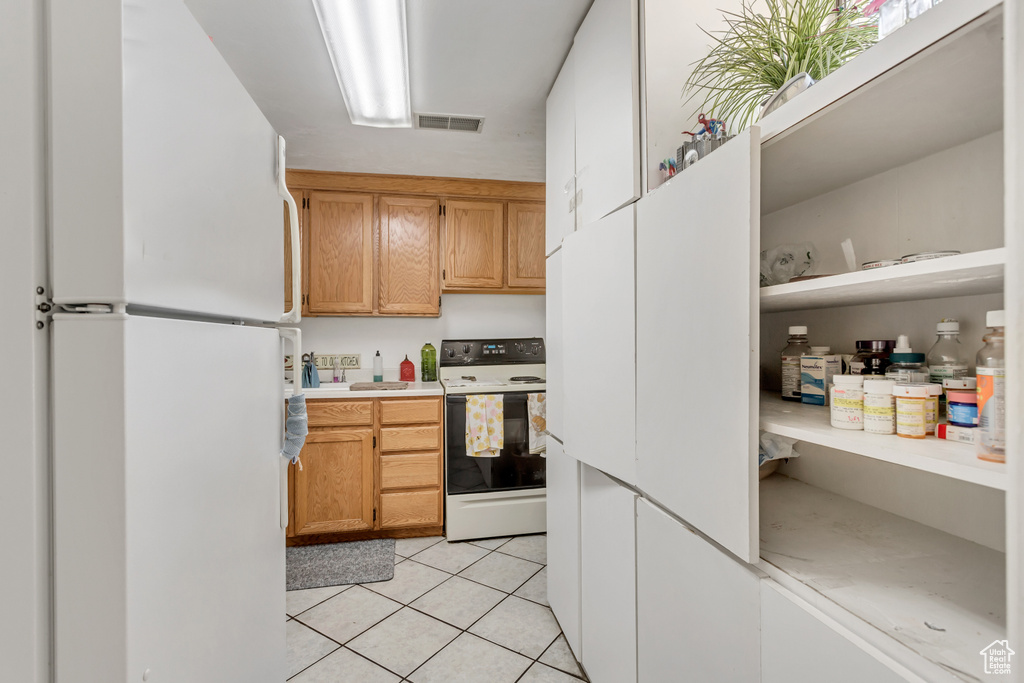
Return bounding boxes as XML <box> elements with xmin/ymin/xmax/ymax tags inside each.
<box><xmin>466</xmin><ymin>395</ymin><xmax>503</xmax><ymax>458</ymax></box>
<box><xmin>528</xmin><ymin>393</ymin><xmax>547</xmax><ymax>456</ymax></box>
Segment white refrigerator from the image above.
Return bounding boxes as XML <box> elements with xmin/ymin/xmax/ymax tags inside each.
<box><xmin>48</xmin><ymin>0</ymin><xmax>300</xmax><ymax>680</ymax></box>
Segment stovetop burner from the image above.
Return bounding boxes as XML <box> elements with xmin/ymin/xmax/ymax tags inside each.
<box><xmin>510</xmin><ymin>376</ymin><xmax>542</xmax><ymax>383</ymax></box>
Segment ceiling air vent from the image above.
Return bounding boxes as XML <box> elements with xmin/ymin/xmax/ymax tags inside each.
<box><xmin>415</xmin><ymin>113</ymin><xmax>484</xmax><ymax>133</ymax></box>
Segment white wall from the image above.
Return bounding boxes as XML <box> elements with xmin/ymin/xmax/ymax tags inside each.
<box><xmin>0</xmin><ymin>1</ymin><xmax>51</xmax><ymax>681</ymax></box>
<box><xmin>300</xmin><ymin>294</ymin><xmax>546</xmax><ymax>376</ymax></box>
<box><xmin>644</xmin><ymin>0</ymin><xmax>747</xmax><ymax>192</ymax></box>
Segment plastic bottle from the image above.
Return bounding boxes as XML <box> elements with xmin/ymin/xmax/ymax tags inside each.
<box><xmin>420</xmin><ymin>342</ymin><xmax>437</xmax><ymax>382</ymax></box>
<box><xmin>373</xmin><ymin>350</ymin><xmax>383</xmax><ymax>383</ymax></box>
<box><xmin>781</xmin><ymin>326</ymin><xmax>811</xmax><ymax>402</ymax></box>
<box><xmin>863</xmin><ymin>378</ymin><xmax>896</xmax><ymax>434</ymax></box>
<box><xmin>885</xmin><ymin>335</ymin><xmax>929</xmax><ymax>383</ymax></box>
<box><xmin>927</xmin><ymin>320</ymin><xmax>969</xmax><ymax>383</ymax></box>
<box><xmin>333</xmin><ymin>356</ymin><xmax>341</xmax><ymax>383</ymax></box>
<box><xmin>976</xmin><ymin>310</ymin><xmax>1005</xmax><ymax>463</ymax></box>
<box><xmin>400</xmin><ymin>355</ymin><xmax>415</xmax><ymax>382</ymax></box>
<box><xmin>830</xmin><ymin>375</ymin><xmax>865</xmax><ymax>430</ymax></box>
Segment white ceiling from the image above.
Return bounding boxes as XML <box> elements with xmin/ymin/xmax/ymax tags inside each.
<box><xmin>185</xmin><ymin>0</ymin><xmax>592</xmax><ymax>182</ymax></box>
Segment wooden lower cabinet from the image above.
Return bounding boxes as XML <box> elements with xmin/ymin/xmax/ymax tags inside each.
<box><xmin>287</xmin><ymin>396</ymin><xmax>444</xmax><ymax>544</ymax></box>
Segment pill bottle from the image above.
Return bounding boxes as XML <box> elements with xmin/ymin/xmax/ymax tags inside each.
<box><xmin>830</xmin><ymin>375</ymin><xmax>865</xmax><ymax>430</ymax></box>
<box><xmin>947</xmin><ymin>390</ymin><xmax>979</xmax><ymax>428</ymax></box>
<box><xmin>781</xmin><ymin>326</ymin><xmax>811</xmax><ymax>402</ymax></box>
<box><xmin>863</xmin><ymin>378</ymin><xmax>896</xmax><ymax>435</ymax></box>
<box><xmin>893</xmin><ymin>383</ymin><xmax>929</xmax><ymax>439</ymax></box>
<box><xmin>924</xmin><ymin>383</ymin><xmax>942</xmax><ymax>435</ymax></box>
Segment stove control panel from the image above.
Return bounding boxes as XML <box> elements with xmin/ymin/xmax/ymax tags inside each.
<box><xmin>440</xmin><ymin>338</ymin><xmax>545</xmax><ymax>366</ymax></box>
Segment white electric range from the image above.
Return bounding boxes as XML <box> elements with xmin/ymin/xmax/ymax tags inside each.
<box><xmin>439</xmin><ymin>338</ymin><xmax>546</xmax><ymax>541</ymax></box>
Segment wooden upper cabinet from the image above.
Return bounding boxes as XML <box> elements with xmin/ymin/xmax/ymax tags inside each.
<box><xmin>444</xmin><ymin>200</ymin><xmax>504</xmax><ymax>289</ymax></box>
<box><xmin>307</xmin><ymin>192</ymin><xmax>374</xmax><ymax>314</ymax></box>
<box><xmin>508</xmin><ymin>202</ymin><xmax>546</xmax><ymax>288</ymax></box>
<box><xmin>378</xmin><ymin>196</ymin><xmax>440</xmax><ymax>315</ymax></box>
<box><xmin>292</xmin><ymin>427</ymin><xmax>375</xmax><ymax>535</ymax></box>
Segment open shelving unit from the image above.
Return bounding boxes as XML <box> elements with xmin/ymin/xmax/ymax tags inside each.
<box><xmin>759</xmin><ymin>0</ymin><xmax>1003</xmax><ymax>214</ymax></box>
<box><xmin>759</xmin><ymin>476</ymin><xmax>1005</xmax><ymax>680</ymax></box>
<box><xmin>759</xmin><ymin>248</ymin><xmax>1005</xmax><ymax>313</ymax></box>
<box><xmin>759</xmin><ymin>392</ymin><xmax>1006</xmax><ymax>490</ymax></box>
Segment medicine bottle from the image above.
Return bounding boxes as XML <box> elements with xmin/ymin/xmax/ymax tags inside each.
<box><xmin>863</xmin><ymin>379</ymin><xmax>896</xmax><ymax>435</ymax></box>
<box><xmin>781</xmin><ymin>326</ymin><xmax>810</xmax><ymax>402</ymax></box>
<box><xmin>976</xmin><ymin>311</ymin><xmax>1005</xmax><ymax>463</ymax></box>
<box><xmin>830</xmin><ymin>375</ymin><xmax>865</xmax><ymax>430</ymax></box>
<box><xmin>893</xmin><ymin>383</ymin><xmax>929</xmax><ymax>439</ymax></box>
<box><xmin>885</xmin><ymin>335</ymin><xmax>929</xmax><ymax>383</ymax></box>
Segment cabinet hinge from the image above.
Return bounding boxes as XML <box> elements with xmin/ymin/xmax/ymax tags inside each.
<box><xmin>373</xmin><ymin>508</ymin><xmax>377</xmax><ymax>522</ymax></box>
<box><xmin>439</xmin><ymin>205</ymin><xmax>443</xmax><ymax>216</ymax></box>
<box><xmin>442</xmin><ymin>269</ymin><xmax>446</xmax><ymax>281</ymax></box>
<box><xmin>438</xmin><ymin>295</ymin><xmax>442</xmax><ymax>308</ymax></box>
<box><xmin>373</xmin><ymin>435</ymin><xmax>377</xmax><ymax>449</ymax></box>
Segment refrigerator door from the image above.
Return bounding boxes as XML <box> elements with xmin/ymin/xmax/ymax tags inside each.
<box><xmin>50</xmin><ymin>0</ymin><xmax>283</xmax><ymax>320</ymax></box>
<box><xmin>53</xmin><ymin>314</ymin><xmax>285</xmax><ymax>682</ymax></box>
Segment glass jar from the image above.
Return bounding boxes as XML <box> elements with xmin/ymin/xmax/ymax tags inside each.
<box><xmin>947</xmin><ymin>390</ymin><xmax>979</xmax><ymax>428</ymax></box>
<box><xmin>830</xmin><ymin>375</ymin><xmax>865</xmax><ymax>430</ymax></box>
<box><xmin>885</xmin><ymin>352</ymin><xmax>929</xmax><ymax>383</ymax></box>
<box><xmin>863</xmin><ymin>378</ymin><xmax>896</xmax><ymax>435</ymax></box>
<box><xmin>781</xmin><ymin>326</ymin><xmax>811</xmax><ymax>402</ymax></box>
<box><xmin>849</xmin><ymin>340</ymin><xmax>896</xmax><ymax>376</ymax></box>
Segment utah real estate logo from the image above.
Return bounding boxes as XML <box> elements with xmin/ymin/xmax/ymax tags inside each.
<box><xmin>980</xmin><ymin>640</ymin><xmax>1015</xmax><ymax>675</ymax></box>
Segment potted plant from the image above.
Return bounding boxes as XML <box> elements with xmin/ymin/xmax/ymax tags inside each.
<box><xmin>684</xmin><ymin>0</ymin><xmax>877</xmax><ymax>132</ymax></box>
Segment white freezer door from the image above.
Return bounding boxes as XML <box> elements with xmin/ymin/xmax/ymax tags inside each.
<box><xmin>50</xmin><ymin>0</ymin><xmax>283</xmax><ymax>320</ymax></box>
<box><xmin>53</xmin><ymin>314</ymin><xmax>285</xmax><ymax>683</ymax></box>
<box><xmin>546</xmin><ymin>439</ymin><xmax>582</xmax><ymax>658</ymax></box>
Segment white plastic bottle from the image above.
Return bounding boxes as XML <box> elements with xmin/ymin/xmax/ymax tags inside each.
<box><xmin>373</xmin><ymin>350</ymin><xmax>384</xmax><ymax>383</ymax></box>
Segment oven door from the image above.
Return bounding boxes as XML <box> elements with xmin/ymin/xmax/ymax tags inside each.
<box><xmin>445</xmin><ymin>391</ymin><xmax>547</xmax><ymax>495</ymax></box>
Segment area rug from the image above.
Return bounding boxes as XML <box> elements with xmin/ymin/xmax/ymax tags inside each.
<box><xmin>286</xmin><ymin>538</ymin><xmax>396</xmax><ymax>591</ymax></box>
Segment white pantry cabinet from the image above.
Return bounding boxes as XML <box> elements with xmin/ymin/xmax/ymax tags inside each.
<box><xmin>562</xmin><ymin>205</ymin><xmax>637</xmax><ymax>485</ymax></box>
<box><xmin>760</xmin><ymin>582</ymin><xmax>913</xmax><ymax>683</ymax></box>
<box><xmin>571</xmin><ymin>0</ymin><xmax>641</xmax><ymax>227</ymax></box>
<box><xmin>636</xmin><ymin>499</ymin><xmax>760</xmax><ymax>683</ymax></box>
<box><xmin>545</xmin><ymin>438</ymin><xmax>582</xmax><ymax>659</ymax></box>
<box><xmin>546</xmin><ymin>47</ymin><xmax>577</xmax><ymax>256</ymax></box>
<box><xmin>635</xmin><ymin>127</ymin><xmax>760</xmax><ymax>563</ymax></box>
<box><xmin>580</xmin><ymin>465</ymin><xmax>637</xmax><ymax>683</ymax></box>
<box><xmin>545</xmin><ymin>249</ymin><xmax>564</xmax><ymax>441</ymax></box>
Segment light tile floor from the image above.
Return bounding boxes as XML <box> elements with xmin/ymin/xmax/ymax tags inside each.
<box><xmin>286</xmin><ymin>534</ymin><xmax>588</xmax><ymax>682</ymax></box>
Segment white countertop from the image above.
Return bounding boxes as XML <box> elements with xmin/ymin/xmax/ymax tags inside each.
<box><xmin>284</xmin><ymin>381</ymin><xmax>443</xmax><ymax>399</ymax></box>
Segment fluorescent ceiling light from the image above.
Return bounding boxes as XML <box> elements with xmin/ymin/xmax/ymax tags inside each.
<box><xmin>312</xmin><ymin>0</ymin><xmax>412</xmax><ymax>128</ymax></box>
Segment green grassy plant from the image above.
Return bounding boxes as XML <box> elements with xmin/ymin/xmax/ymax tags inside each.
<box><xmin>684</xmin><ymin>0</ymin><xmax>877</xmax><ymax>131</ymax></box>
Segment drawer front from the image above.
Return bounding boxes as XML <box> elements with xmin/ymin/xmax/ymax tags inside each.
<box><xmin>306</xmin><ymin>400</ymin><xmax>373</xmax><ymax>427</ymax></box>
<box><xmin>380</xmin><ymin>424</ymin><xmax>442</xmax><ymax>452</ymax></box>
<box><xmin>380</xmin><ymin>489</ymin><xmax>441</xmax><ymax>528</ymax></box>
<box><xmin>381</xmin><ymin>453</ymin><xmax>441</xmax><ymax>490</ymax></box>
<box><xmin>380</xmin><ymin>397</ymin><xmax>442</xmax><ymax>425</ymax></box>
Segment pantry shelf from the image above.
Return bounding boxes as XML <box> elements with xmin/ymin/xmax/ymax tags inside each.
<box><xmin>759</xmin><ymin>392</ymin><xmax>1006</xmax><ymax>490</ymax></box>
<box><xmin>759</xmin><ymin>475</ymin><xmax>1005</xmax><ymax>679</ymax></box>
<box><xmin>759</xmin><ymin>248</ymin><xmax>1005</xmax><ymax>313</ymax></box>
<box><xmin>759</xmin><ymin>0</ymin><xmax>1003</xmax><ymax>214</ymax></box>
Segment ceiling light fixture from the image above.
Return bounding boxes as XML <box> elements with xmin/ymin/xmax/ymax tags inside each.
<box><xmin>312</xmin><ymin>0</ymin><xmax>412</xmax><ymax>128</ymax></box>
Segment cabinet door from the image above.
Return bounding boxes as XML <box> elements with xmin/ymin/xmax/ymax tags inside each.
<box><xmin>635</xmin><ymin>128</ymin><xmax>760</xmax><ymax>563</ymax></box>
<box><xmin>443</xmin><ymin>200</ymin><xmax>504</xmax><ymax>289</ymax></box>
<box><xmin>507</xmin><ymin>202</ymin><xmax>546</xmax><ymax>288</ymax></box>
<box><xmin>546</xmin><ymin>47</ymin><xmax>576</xmax><ymax>255</ymax></box>
<box><xmin>636</xmin><ymin>499</ymin><xmax>760</xmax><ymax>683</ymax></box>
<box><xmin>307</xmin><ymin>192</ymin><xmax>374</xmax><ymax>314</ymax></box>
<box><xmin>573</xmin><ymin>0</ymin><xmax>640</xmax><ymax>227</ymax></box>
<box><xmin>378</xmin><ymin>196</ymin><xmax>440</xmax><ymax>315</ymax></box>
<box><xmin>580</xmin><ymin>465</ymin><xmax>636</xmax><ymax>683</ymax></box>
<box><xmin>563</xmin><ymin>205</ymin><xmax>636</xmax><ymax>485</ymax></box>
<box><xmin>545</xmin><ymin>250</ymin><xmax>564</xmax><ymax>441</ymax></box>
<box><xmin>292</xmin><ymin>428</ymin><xmax>374</xmax><ymax>535</ymax></box>
<box><xmin>546</xmin><ymin>439</ymin><xmax>582</xmax><ymax>659</ymax></box>
<box><xmin>761</xmin><ymin>582</ymin><xmax>908</xmax><ymax>683</ymax></box>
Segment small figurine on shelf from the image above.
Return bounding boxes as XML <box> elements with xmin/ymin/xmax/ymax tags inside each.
<box><xmin>658</xmin><ymin>158</ymin><xmax>677</xmax><ymax>181</ymax></box>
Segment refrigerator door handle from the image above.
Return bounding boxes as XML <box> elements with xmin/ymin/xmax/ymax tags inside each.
<box><xmin>278</xmin><ymin>136</ymin><xmax>302</xmax><ymax>325</ymax></box>
<box><xmin>279</xmin><ymin>327</ymin><xmax>303</xmax><ymax>529</ymax></box>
